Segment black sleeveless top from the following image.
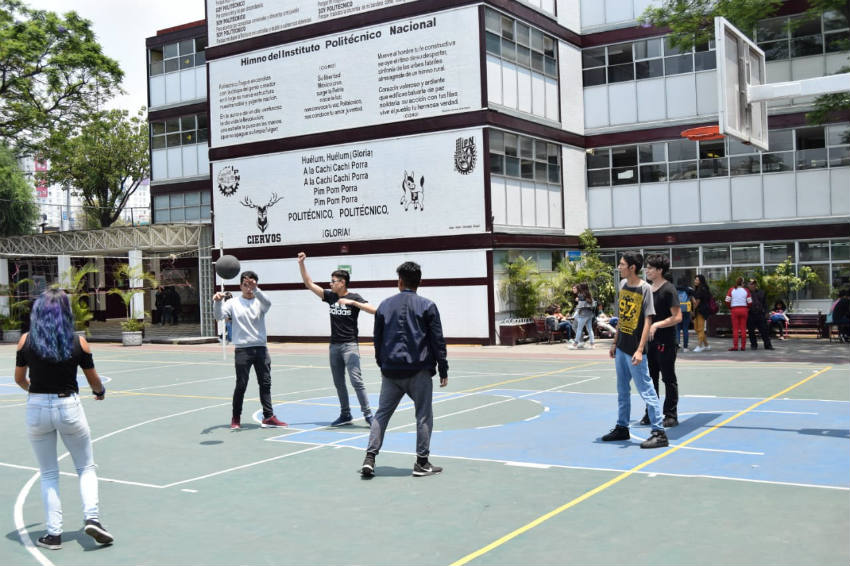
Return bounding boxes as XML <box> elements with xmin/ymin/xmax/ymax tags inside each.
<box><xmin>16</xmin><ymin>335</ymin><xmax>94</xmax><ymax>394</ymax></box>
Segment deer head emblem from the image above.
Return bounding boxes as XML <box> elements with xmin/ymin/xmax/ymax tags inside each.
<box><xmin>241</xmin><ymin>193</ymin><xmax>283</xmax><ymax>233</ymax></box>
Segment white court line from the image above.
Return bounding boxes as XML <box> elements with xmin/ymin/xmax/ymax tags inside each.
<box><xmin>13</xmin><ymin>399</ymin><xmax>234</xmax><ymax>564</ymax></box>
<box><xmin>0</xmin><ymin>462</ymin><xmax>162</xmax><ymax>488</ymax></box>
<box><xmin>271</xmin><ymin>439</ymin><xmax>850</xmax><ymax>491</ymax></box>
<box><xmin>175</xmin><ymin>376</ymin><xmax>604</xmax><ymax>487</ymax></box>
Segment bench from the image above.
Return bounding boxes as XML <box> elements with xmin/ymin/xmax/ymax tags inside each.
<box><xmin>709</xmin><ymin>312</ymin><xmax>826</xmax><ymax>338</ymax></box>
<box><xmin>535</xmin><ymin>317</ymin><xmax>568</xmax><ymax>344</ymax></box>
<box><xmin>768</xmin><ymin>313</ymin><xmax>826</xmax><ymax>338</ymax></box>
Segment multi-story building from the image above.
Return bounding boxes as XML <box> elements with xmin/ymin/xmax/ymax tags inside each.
<box><xmin>145</xmin><ymin>1</ymin><xmax>849</xmax><ymax>343</ymax></box>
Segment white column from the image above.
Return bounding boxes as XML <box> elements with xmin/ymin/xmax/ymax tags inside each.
<box><xmin>96</xmin><ymin>257</ymin><xmax>106</xmax><ymax>311</ymax></box>
<box><xmin>58</xmin><ymin>255</ymin><xmax>72</xmax><ymax>289</ymax></box>
<box><xmin>0</xmin><ymin>258</ymin><xmax>8</xmax><ymax>316</ymax></box>
<box><xmin>129</xmin><ymin>250</ymin><xmax>144</xmax><ymax>320</ymax></box>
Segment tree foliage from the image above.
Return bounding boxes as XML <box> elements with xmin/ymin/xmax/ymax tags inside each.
<box><xmin>0</xmin><ymin>144</ymin><xmax>37</xmax><ymax>235</ymax></box>
<box><xmin>548</xmin><ymin>229</ymin><xmax>616</xmax><ymax>312</ymax></box>
<box><xmin>499</xmin><ymin>255</ymin><xmax>545</xmax><ymax>319</ymax></box>
<box><xmin>641</xmin><ymin>0</ymin><xmax>849</xmax><ymax>122</ymax></box>
<box><xmin>641</xmin><ymin>0</ymin><xmax>783</xmax><ymax>51</ymax></box>
<box><xmin>0</xmin><ymin>0</ymin><xmax>123</xmax><ymax>152</ymax></box>
<box><xmin>42</xmin><ymin>107</ymin><xmax>149</xmax><ymax>228</ymax></box>
<box><xmin>707</xmin><ymin>257</ymin><xmax>820</xmax><ymax>312</ymax></box>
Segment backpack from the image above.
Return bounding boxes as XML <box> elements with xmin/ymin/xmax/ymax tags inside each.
<box><xmin>708</xmin><ymin>295</ymin><xmax>719</xmax><ymax>315</ymax></box>
<box><xmin>678</xmin><ymin>289</ymin><xmax>691</xmax><ymax>313</ymax></box>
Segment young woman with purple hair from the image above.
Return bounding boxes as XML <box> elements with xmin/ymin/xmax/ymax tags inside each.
<box><xmin>14</xmin><ymin>288</ymin><xmax>114</xmax><ymax>550</ymax></box>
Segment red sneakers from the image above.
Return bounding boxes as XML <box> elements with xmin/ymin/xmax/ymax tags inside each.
<box><xmin>230</xmin><ymin>417</ymin><xmax>240</xmax><ymax>430</ymax></box>
<box><xmin>261</xmin><ymin>415</ymin><xmax>287</xmax><ymax>428</ymax></box>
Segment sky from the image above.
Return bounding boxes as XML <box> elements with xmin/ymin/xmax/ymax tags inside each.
<box><xmin>25</xmin><ymin>0</ymin><xmax>206</xmax><ymax>113</ymax></box>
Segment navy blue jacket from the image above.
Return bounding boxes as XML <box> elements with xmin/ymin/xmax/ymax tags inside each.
<box><xmin>373</xmin><ymin>289</ymin><xmax>448</xmax><ymax>379</ymax></box>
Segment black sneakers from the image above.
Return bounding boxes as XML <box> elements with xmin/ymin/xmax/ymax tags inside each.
<box><xmin>360</xmin><ymin>454</ymin><xmax>375</xmax><ymax>477</ymax></box>
<box><xmin>36</xmin><ymin>534</ymin><xmax>61</xmax><ymax>550</ymax></box>
<box><xmin>412</xmin><ymin>461</ymin><xmax>443</xmax><ymax>477</ymax></box>
<box><xmin>640</xmin><ymin>429</ymin><xmax>669</xmax><ymax>449</ymax></box>
<box><xmin>663</xmin><ymin>417</ymin><xmax>679</xmax><ymax>428</ymax></box>
<box><xmin>639</xmin><ymin>414</ymin><xmax>650</xmax><ymax>425</ymax></box>
<box><xmin>601</xmin><ymin>425</ymin><xmax>630</xmax><ymax>441</ymax></box>
<box><xmin>84</xmin><ymin>519</ymin><xmax>114</xmax><ymax>545</ymax></box>
<box><xmin>331</xmin><ymin>413</ymin><xmax>353</xmax><ymax>427</ymax></box>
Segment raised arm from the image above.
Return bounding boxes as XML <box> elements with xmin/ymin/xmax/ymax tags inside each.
<box><xmin>297</xmin><ymin>252</ymin><xmax>324</xmax><ymax>298</ymax></box>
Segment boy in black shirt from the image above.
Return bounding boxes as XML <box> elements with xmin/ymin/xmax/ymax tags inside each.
<box><xmin>641</xmin><ymin>255</ymin><xmax>683</xmax><ymax>428</ymax></box>
<box><xmin>298</xmin><ymin>252</ymin><xmax>374</xmax><ymax>426</ymax></box>
<box><xmin>601</xmin><ymin>251</ymin><xmax>668</xmax><ymax>449</ymax></box>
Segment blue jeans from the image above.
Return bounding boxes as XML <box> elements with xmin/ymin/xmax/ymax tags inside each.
<box><xmin>329</xmin><ymin>342</ymin><xmax>371</xmax><ymax>418</ymax></box>
<box><xmin>676</xmin><ymin>311</ymin><xmax>691</xmax><ymax>348</ymax></box>
<box><xmin>367</xmin><ymin>369</ymin><xmax>434</xmax><ymax>458</ymax></box>
<box><xmin>26</xmin><ymin>393</ymin><xmax>100</xmax><ymax>536</ymax></box>
<box><xmin>233</xmin><ymin>346</ymin><xmax>273</xmax><ymax>419</ymax></box>
<box><xmin>615</xmin><ymin>348</ymin><xmax>663</xmax><ymax>430</ymax></box>
<box><xmin>574</xmin><ymin>315</ymin><xmax>594</xmax><ymax>346</ymax></box>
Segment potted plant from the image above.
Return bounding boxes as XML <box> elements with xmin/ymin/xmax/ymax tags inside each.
<box><xmin>63</xmin><ymin>263</ymin><xmax>99</xmax><ymax>337</ymax></box>
<box><xmin>108</xmin><ymin>263</ymin><xmax>158</xmax><ymax>346</ymax></box>
<box><xmin>498</xmin><ymin>256</ymin><xmax>544</xmax><ymax>345</ymax></box>
<box><xmin>0</xmin><ymin>278</ymin><xmax>35</xmax><ymax>343</ymax></box>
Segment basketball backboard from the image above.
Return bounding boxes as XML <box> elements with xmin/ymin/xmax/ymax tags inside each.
<box><xmin>715</xmin><ymin>16</ymin><xmax>769</xmax><ymax>151</ymax></box>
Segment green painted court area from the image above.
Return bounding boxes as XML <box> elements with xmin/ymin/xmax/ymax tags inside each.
<box><xmin>1</xmin><ymin>341</ymin><xmax>848</xmax><ymax>566</ymax></box>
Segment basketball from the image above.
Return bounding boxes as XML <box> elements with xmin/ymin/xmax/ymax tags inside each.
<box><xmin>215</xmin><ymin>255</ymin><xmax>241</xmax><ymax>280</ymax></box>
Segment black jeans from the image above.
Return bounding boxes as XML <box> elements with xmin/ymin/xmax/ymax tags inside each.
<box><xmin>233</xmin><ymin>346</ymin><xmax>273</xmax><ymax>419</ymax></box>
<box><xmin>747</xmin><ymin>312</ymin><xmax>773</xmax><ymax>348</ymax></box>
<box><xmin>647</xmin><ymin>342</ymin><xmax>678</xmax><ymax>419</ymax></box>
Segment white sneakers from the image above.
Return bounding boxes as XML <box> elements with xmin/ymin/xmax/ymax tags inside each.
<box><xmin>692</xmin><ymin>345</ymin><xmax>711</xmax><ymax>353</ymax></box>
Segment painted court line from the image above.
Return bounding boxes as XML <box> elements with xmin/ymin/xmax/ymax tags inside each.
<box><xmin>448</xmin><ymin>365</ymin><xmax>835</xmax><ymax>566</ymax></box>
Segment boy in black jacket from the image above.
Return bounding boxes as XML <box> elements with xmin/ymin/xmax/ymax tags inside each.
<box><xmin>361</xmin><ymin>261</ymin><xmax>449</xmax><ymax>478</ymax></box>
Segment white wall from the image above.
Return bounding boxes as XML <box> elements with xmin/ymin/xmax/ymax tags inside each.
<box><xmin>149</xmin><ymin>66</ymin><xmax>207</xmax><ymax>109</ymax></box>
<box><xmin>587</xmin><ymin>169</ymin><xmax>846</xmax><ymax>230</ymax></box>
<box><xmin>580</xmin><ymin>0</ymin><xmax>662</xmax><ymax>31</ymax></box>
<box><xmin>218</xmin><ymin>249</ymin><xmax>491</xmax><ymax>339</ymax></box>
<box><xmin>559</xmin><ymin>41</ymin><xmax>584</xmax><ymax>134</ymax></box>
<box><xmin>151</xmin><ymin>144</ymin><xmax>209</xmax><ymax>182</ymax></box>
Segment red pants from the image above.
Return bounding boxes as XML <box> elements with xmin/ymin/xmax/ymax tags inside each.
<box><xmin>731</xmin><ymin>306</ymin><xmax>749</xmax><ymax>349</ymax></box>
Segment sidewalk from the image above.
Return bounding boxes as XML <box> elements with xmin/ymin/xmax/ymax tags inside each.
<box><xmin>491</xmin><ymin>335</ymin><xmax>849</xmax><ymax>365</ymax></box>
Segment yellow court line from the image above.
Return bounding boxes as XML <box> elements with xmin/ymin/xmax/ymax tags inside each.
<box><xmin>450</xmin><ymin>365</ymin><xmax>834</xmax><ymax>566</ymax></box>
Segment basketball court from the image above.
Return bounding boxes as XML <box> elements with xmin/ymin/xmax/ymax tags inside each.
<box><xmin>1</xmin><ymin>339</ymin><xmax>847</xmax><ymax>566</ymax></box>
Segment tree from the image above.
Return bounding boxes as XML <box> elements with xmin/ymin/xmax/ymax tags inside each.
<box><xmin>548</xmin><ymin>229</ymin><xmax>616</xmax><ymax>312</ymax></box>
<box><xmin>0</xmin><ymin>0</ymin><xmax>123</xmax><ymax>152</ymax></box>
<box><xmin>42</xmin><ymin>107</ymin><xmax>149</xmax><ymax>228</ymax></box>
<box><xmin>641</xmin><ymin>0</ymin><xmax>849</xmax><ymax>125</ymax></box>
<box><xmin>707</xmin><ymin>258</ymin><xmax>820</xmax><ymax>311</ymax></box>
<box><xmin>108</xmin><ymin>263</ymin><xmax>158</xmax><ymax>331</ymax></box>
<box><xmin>0</xmin><ymin>144</ymin><xmax>37</xmax><ymax>235</ymax></box>
<box><xmin>499</xmin><ymin>255</ymin><xmax>545</xmax><ymax>319</ymax></box>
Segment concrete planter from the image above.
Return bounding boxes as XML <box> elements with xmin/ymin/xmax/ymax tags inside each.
<box><xmin>121</xmin><ymin>331</ymin><xmax>143</xmax><ymax>346</ymax></box>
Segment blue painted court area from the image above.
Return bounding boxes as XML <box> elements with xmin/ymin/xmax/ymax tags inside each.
<box><xmin>265</xmin><ymin>389</ymin><xmax>850</xmax><ymax>489</ymax></box>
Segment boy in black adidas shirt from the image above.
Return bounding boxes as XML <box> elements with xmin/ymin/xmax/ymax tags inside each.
<box><xmin>298</xmin><ymin>252</ymin><xmax>374</xmax><ymax>426</ymax></box>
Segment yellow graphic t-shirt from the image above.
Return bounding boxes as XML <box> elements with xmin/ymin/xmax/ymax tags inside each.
<box><xmin>615</xmin><ymin>279</ymin><xmax>655</xmax><ymax>356</ymax></box>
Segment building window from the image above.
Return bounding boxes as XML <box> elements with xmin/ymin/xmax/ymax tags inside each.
<box><xmin>485</xmin><ymin>8</ymin><xmax>559</xmax><ymax>122</ymax></box>
<box><xmin>150</xmin><ymin>114</ymin><xmax>208</xmax><ymax>150</ymax></box>
<box><xmin>149</xmin><ymin>37</ymin><xmax>207</xmax><ymax>76</ymax></box>
<box><xmin>153</xmin><ymin>190</ymin><xmax>210</xmax><ymax>224</ymax></box>
<box><xmin>756</xmin><ymin>11</ymin><xmax>849</xmax><ymax>61</ymax></box>
<box><xmin>581</xmin><ymin>35</ymin><xmax>715</xmax><ymax>87</ymax></box>
<box><xmin>586</xmin><ymin>123</ymin><xmax>849</xmax><ymax>187</ymax></box>
<box><xmin>489</xmin><ymin>129</ymin><xmax>562</xmax><ymax>228</ymax></box>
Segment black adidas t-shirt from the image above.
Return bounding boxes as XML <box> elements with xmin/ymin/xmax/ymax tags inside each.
<box><xmin>323</xmin><ymin>289</ymin><xmax>365</xmax><ymax>343</ymax></box>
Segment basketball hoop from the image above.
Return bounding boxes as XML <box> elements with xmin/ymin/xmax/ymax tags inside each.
<box><xmin>681</xmin><ymin>125</ymin><xmax>724</xmax><ymax>141</ymax></box>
